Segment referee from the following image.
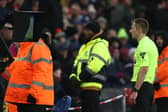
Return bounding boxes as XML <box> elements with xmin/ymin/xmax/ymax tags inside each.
<box><xmin>129</xmin><ymin>18</ymin><xmax>158</xmax><ymax>112</ymax></box>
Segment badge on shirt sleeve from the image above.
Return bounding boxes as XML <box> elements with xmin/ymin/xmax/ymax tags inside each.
<box><xmin>140</xmin><ymin>52</ymin><xmax>146</xmax><ymax>59</ymax></box>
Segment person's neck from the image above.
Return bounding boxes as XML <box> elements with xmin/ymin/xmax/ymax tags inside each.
<box><xmin>137</xmin><ymin>33</ymin><xmax>146</xmax><ymax>42</ymax></box>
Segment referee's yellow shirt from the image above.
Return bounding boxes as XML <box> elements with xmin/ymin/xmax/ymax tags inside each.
<box><xmin>131</xmin><ymin>36</ymin><xmax>158</xmax><ymax>84</ymax></box>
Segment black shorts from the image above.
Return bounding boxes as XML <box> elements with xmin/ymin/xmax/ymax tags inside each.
<box><xmin>131</xmin><ymin>82</ymin><xmax>154</xmax><ymax>112</ymax></box>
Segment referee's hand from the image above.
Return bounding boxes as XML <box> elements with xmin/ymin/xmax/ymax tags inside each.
<box><xmin>128</xmin><ymin>91</ymin><xmax>138</xmax><ymax>105</ymax></box>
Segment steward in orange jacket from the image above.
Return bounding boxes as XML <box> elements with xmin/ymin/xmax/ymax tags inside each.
<box><xmin>4</xmin><ymin>38</ymin><xmax>54</xmax><ymax>112</ymax></box>
<box><xmin>154</xmin><ymin>31</ymin><xmax>168</xmax><ymax>112</ymax></box>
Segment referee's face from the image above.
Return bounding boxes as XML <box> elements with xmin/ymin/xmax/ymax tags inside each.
<box><xmin>130</xmin><ymin>22</ymin><xmax>138</xmax><ymax>39</ymax></box>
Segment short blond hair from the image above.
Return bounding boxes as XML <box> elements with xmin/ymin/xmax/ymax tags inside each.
<box><xmin>133</xmin><ymin>18</ymin><xmax>149</xmax><ymax>34</ymax></box>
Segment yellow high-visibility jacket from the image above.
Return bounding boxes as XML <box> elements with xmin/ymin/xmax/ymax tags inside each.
<box><xmin>70</xmin><ymin>37</ymin><xmax>111</xmax><ymax>90</ymax></box>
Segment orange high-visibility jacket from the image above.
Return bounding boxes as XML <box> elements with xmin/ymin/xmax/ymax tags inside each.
<box><xmin>5</xmin><ymin>39</ymin><xmax>54</xmax><ymax>105</ymax></box>
<box><xmin>154</xmin><ymin>46</ymin><xmax>168</xmax><ymax>99</ymax></box>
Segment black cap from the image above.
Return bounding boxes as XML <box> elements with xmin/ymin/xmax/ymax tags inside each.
<box><xmin>0</xmin><ymin>12</ymin><xmax>13</xmax><ymax>29</ymax></box>
<box><xmin>84</xmin><ymin>21</ymin><xmax>101</xmax><ymax>34</ymax></box>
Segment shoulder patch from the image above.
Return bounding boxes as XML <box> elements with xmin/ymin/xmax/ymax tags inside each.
<box><xmin>140</xmin><ymin>52</ymin><xmax>146</xmax><ymax>59</ymax></box>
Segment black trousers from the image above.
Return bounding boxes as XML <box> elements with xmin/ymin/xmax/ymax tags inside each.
<box><xmin>0</xmin><ymin>77</ymin><xmax>8</xmax><ymax>112</ymax></box>
<box><xmin>156</xmin><ymin>97</ymin><xmax>168</xmax><ymax>112</ymax></box>
<box><xmin>80</xmin><ymin>90</ymin><xmax>100</xmax><ymax>112</ymax></box>
<box><xmin>13</xmin><ymin>103</ymin><xmax>52</xmax><ymax>112</ymax></box>
<box><xmin>0</xmin><ymin>98</ymin><xmax>3</xmax><ymax>112</ymax></box>
<box><xmin>131</xmin><ymin>82</ymin><xmax>154</xmax><ymax>112</ymax></box>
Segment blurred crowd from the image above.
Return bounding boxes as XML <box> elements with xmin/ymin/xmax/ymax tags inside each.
<box><xmin>1</xmin><ymin>0</ymin><xmax>168</xmax><ymax>103</ymax></box>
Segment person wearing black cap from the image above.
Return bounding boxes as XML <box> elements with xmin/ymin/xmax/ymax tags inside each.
<box><xmin>69</xmin><ymin>21</ymin><xmax>111</xmax><ymax>112</ymax></box>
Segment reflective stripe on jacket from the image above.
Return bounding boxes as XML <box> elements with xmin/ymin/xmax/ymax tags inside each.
<box><xmin>71</xmin><ymin>38</ymin><xmax>111</xmax><ymax>90</ymax></box>
<box><xmin>5</xmin><ymin>39</ymin><xmax>54</xmax><ymax>105</ymax></box>
<box><xmin>154</xmin><ymin>46</ymin><xmax>168</xmax><ymax>99</ymax></box>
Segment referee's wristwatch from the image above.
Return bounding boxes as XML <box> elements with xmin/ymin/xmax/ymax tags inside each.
<box><xmin>132</xmin><ymin>87</ymin><xmax>139</xmax><ymax>92</ymax></box>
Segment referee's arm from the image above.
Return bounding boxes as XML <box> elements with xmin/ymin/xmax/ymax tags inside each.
<box><xmin>134</xmin><ymin>66</ymin><xmax>148</xmax><ymax>90</ymax></box>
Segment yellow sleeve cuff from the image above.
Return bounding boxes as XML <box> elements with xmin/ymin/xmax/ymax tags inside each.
<box><xmin>69</xmin><ymin>73</ymin><xmax>81</xmax><ymax>81</ymax></box>
<box><xmin>69</xmin><ymin>73</ymin><xmax>76</xmax><ymax>79</ymax></box>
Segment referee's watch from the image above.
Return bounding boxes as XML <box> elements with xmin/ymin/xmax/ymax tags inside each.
<box><xmin>132</xmin><ymin>87</ymin><xmax>139</xmax><ymax>92</ymax></box>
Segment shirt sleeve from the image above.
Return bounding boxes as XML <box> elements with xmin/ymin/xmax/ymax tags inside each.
<box><xmin>138</xmin><ymin>44</ymin><xmax>149</xmax><ymax>67</ymax></box>
<box><xmin>29</xmin><ymin>43</ymin><xmax>53</xmax><ymax>99</ymax></box>
<box><xmin>87</xmin><ymin>42</ymin><xmax>111</xmax><ymax>73</ymax></box>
